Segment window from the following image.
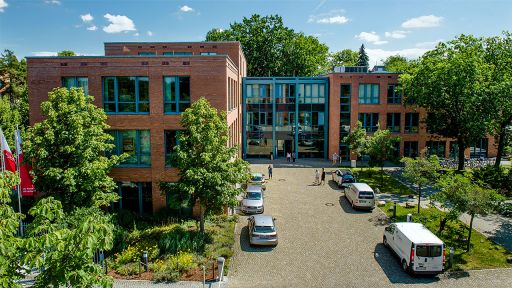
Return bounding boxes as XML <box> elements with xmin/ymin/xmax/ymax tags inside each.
<box><xmin>62</xmin><ymin>77</ymin><xmax>88</xmax><ymax>95</ymax></box>
<box><xmin>275</xmin><ymin>83</ymin><xmax>296</xmax><ymax>104</ymax></box>
<box><xmin>358</xmin><ymin>84</ymin><xmax>379</xmax><ymax>104</ymax></box>
<box><xmin>404</xmin><ymin>141</ymin><xmax>419</xmax><ymax>158</ymax></box>
<box><xmin>163</xmin><ymin>76</ymin><xmax>190</xmax><ymax>113</ymax></box>
<box><xmin>470</xmin><ymin>138</ymin><xmax>488</xmax><ymax>158</ymax></box>
<box><xmin>340</xmin><ymin>84</ymin><xmax>351</xmax><ymax>139</ymax></box>
<box><xmin>103</xmin><ymin>77</ymin><xmax>149</xmax><ymax>114</ymax></box>
<box><xmin>200</xmin><ymin>52</ymin><xmax>217</xmax><ymax>55</ymax></box>
<box><xmin>298</xmin><ymin>83</ymin><xmax>326</xmax><ymax>104</ymax></box>
<box><xmin>109</xmin><ymin>130</ymin><xmax>151</xmax><ymax>166</ymax></box>
<box><xmin>387</xmin><ymin>84</ymin><xmax>402</xmax><ymax>104</ymax></box>
<box><xmin>165</xmin><ymin>130</ymin><xmax>181</xmax><ymax>167</ymax></box>
<box><xmin>138</xmin><ymin>52</ymin><xmax>156</xmax><ymax>56</ymax></box>
<box><xmin>246</xmin><ymin>84</ymin><xmax>272</xmax><ymax>104</ymax></box>
<box><xmin>387</xmin><ymin>113</ymin><xmax>401</xmax><ymax>133</ymax></box>
<box><xmin>163</xmin><ymin>51</ymin><xmax>193</xmax><ymax>56</ymax></box>
<box><xmin>358</xmin><ymin>113</ymin><xmax>379</xmax><ymax>132</ymax></box>
<box><xmin>405</xmin><ymin>113</ymin><xmax>419</xmax><ymax>133</ymax></box>
<box><xmin>116</xmin><ymin>182</ymin><xmax>152</xmax><ymax>215</ymax></box>
<box><xmin>426</xmin><ymin>141</ymin><xmax>446</xmax><ymax>158</ymax></box>
<box><xmin>416</xmin><ymin>245</ymin><xmax>443</xmax><ymax>257</ymax></box>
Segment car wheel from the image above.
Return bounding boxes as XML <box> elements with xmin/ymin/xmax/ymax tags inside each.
<box><xmin>383</xmin><ymin>236</ymin><xmax>388</xmax><ymax>247</ymax></box>
<box><xmin>402</xmin><ymin>259</ymin><xmax>409</xmax><ymax>273</ymax></box>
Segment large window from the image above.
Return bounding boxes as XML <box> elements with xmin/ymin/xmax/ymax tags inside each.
<box><xmin>426</xmin><ymin>141</ymin><xmax>446</xmax><ymax>158</ymax></box>
<box><xmin>163</xmin><ymin>52</ymin><xmax>193</xmax><ymax>56</ymax></box>
<box><xmin>404</xmin><ymin>141</ymin><xmax>419</xmax><ymax>158</ymax></box>
<box><xmin>359</xmin><ymin>113</ymin><xmax>379</xmax><ymax>132</ymax></box>
<box><xmin>165</xmin><ymin>130</ymin><xmax>181</xmax><ymax>167</ymax></box>
<box><xmin>387</xmin><ymin>84</ymin><xmax>401</xmax><ymax>104</ymax></box>
<box><xmin>138</xmin><ymin>52</ymin><xmax>156</xmax><ymax>56</ymax></box>
<box><xmin>405</xmin><ymin>113</ymin><xmax>419</xmax><ymax>133</ymax></box>
<box><xmin>103</xmin><ymin>77</ymin><xmax>149</xmax><ymax>114</ymax></box>
<box><xmin>62</xmin><ymin>77</ymin><xmax>88</xmax><ymax>95</ymax></box>
<box><xmin>470</xmin><ymin>138</ymin><xmax>488</xmax><ymax>158</ymax></box>
<box><xmin>109</xmin><ymin>130</ymin><xmax>151</xmax><ymax>166</ymax></box>
<box><xmin>358</xmin><ymin>84</ymin><xmax>379</xmax><ymax>104</ymax></box>
<box><xmin>163</xmin><ymin>76</ymin><xmax>190</xmax><ymax>113</ymax></box>
<box><xmin>116</xmin><ymin>182</ymin><xmax>152</xmax><ymax>215</ymax></box>
<box><xmin>387</xmin><ymin>113</ymin><xmax>401</xmax><ymax>133</ymax></box>
<box><xmin>275</xmin><ymin>84</ymin><xmax>296</xmax><ymax>104</ymax></box>
<box><xmin>246</xmin><ymin>84</ymin><xmax>272</xmax><ymax>104</ymax></box>
<box><xmin>298</xmin><ymin>83</ymin><xmax>326</xmax><ymax>104</ymax></box>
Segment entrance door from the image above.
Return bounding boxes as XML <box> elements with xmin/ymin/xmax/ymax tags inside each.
<box><xmin>284</xmin><ymin>140</ymin><xmax>293</xmax><ymax>158</ymax></box>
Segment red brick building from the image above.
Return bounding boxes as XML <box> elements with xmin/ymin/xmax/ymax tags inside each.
<box><xmin>27</xmin><ymin>42</ymin><xmax>246</xmax><ymax>214</ymax></box>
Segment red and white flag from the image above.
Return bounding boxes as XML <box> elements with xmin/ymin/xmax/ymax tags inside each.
<box><xmin>0</xmin><ymin>128</ymin><xmax>16</xmax><ymax>172</ymax></box>
<box><xmin>15</xmin><ymin>130</ymin><xmax>36</xmax><ymax>196</ymax></box>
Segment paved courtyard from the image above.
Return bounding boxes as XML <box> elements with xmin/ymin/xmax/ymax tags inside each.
<box><xmin>227</xmin><ymin>163</ymin><xmax>512</xmax><ymax>288</ymax></box>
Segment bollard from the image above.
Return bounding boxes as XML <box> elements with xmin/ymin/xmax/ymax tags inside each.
<box><xmin>393</xmin><ymin>201</ymin><xmax>397</xmax><ymax>218</ymax></box>
<box><xmin>217</xmin><ymin>257</ymin><xmax>225</xmax><ymax>282</ymax></box>
<box><xmin>143</xmin><ymin>251</ymin><xmax>149</xmax><ymax>272</ymax></box>
<box><xmin>407</xmin><ymin>213</ymin><xmax>412</xmax><ymax>222</ymax></box>
<box><xmin>449</xmin><ymin>247</ymin><xmax>454</xmax><ymax>268</ymax></box>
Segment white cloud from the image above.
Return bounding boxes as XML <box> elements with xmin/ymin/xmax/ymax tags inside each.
<box><xmin>355</xmin><ymin>32</ymin><xmax>388</xmax><ymax>45</ymax></box>
<box><xmin>317</xmin><ymin>16</ymin><xmax>349</xmax><ymax>24</ymax></box>
<box><xmin>416</xmin><ymin>39</ymin><xmax>443</xmax><ymax>47</ymax></box>
<box><xmin>81</xmin><ymin>13</ymin><xmax>93</xmax><ymax>22</ymax></box>
<box><xmin>308</xmin><ymin>9</ymin><xmax>349</xmax><ymax>24</ymax></box>
<box><xmin>180</xmin><ymin>5</ymin><xmax>194</xmax><ymax>12</ymax></box>
<box><xmin>147</xmin><ymin>31</ymin><xmax>153</xmax><ymax>36</ymax></box>
<box><xmin>366</xmin><ymin>48</ymin><xmax>429</xmax><ymax>66</ymax></box>
<box><xmin>87</xmin><ymin>25</ymin><xmax>97</xmax><ymax>31</ymax></box>
<box><xmin>0</xmin><ymin>0</ymin><xmax>8</xmax><ymax>12</ymax></box>
<box><xmin>134</xmin><ymin>32</ymin><xmax>139</xmax><ymax>37</ymax></box>
<box><xmin>401</xmin><ymin>15</ymin><xmax>443</xmax><ymax>28</ymax></box>
<box><xmin>384</xmin><ymin>30</ymin><xmax>409</xmax><ymax>39</ymax></box>
<box><xmin>32</xmin><ymin>51</ymin><xmax>58</xmax><ymax>56</ymax></box>
<box><xmin>45</xmin><ymin>0</ymin><xmax>61</xmax><ymax>5</ymax></box>
<box><xmin>103</xmin><ymin>14</ymin><xmax>136</xmax><ymax>33</ymax></box>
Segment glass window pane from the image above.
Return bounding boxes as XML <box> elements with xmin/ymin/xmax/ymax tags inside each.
<box><xmin>77</xmin><ymin>77</ymin><xmax>88</xmax><ymax>95</ymax></box>
<box><xmin>117</xmin><ymin>77</ymin><xmax>136</xmax><ymax>102</ymax></box>
<box><xmin>138</xmin><ymin>77</ymin><xmax>149</xmax><ymax>102</ymax></box>
<box><xmin>164</xmin><ymin>103</ymin><xmax>176</xmax><ymax>113</ymax></box>
<box><xmin>118</xmin><ymin>103</ymin><xmax>136</xmax><ymax>112</ymax></box>
<box><xmin>179</xmin><ymin>103</ymin><xmax>190</xmax><ymax>112</ymax></box>
<box><xmin>141</xmin><ymin>183</ymin><xmax>153</xmax><ymax>215</ymax></box>
<box><xmin>120</xmin><ymin>182</ymin><xmax>139</xmax><ymax>213</ymax></box>
<box><xmin>139</xmin><ymin>130</ymin><xmax>151</xmax><ymax>154</ymax></box>
<box><xmin>247</xmin><ymin>85</ymin><xmax>253</xmax><ymax>98</ymax></box>
<box><xmin>138</xmin><ymin>103</ymin><xmax>149</xmax><ymax>113</ymax></box>
<box><xmin>312</xmin><ymin>84</ymin><xmax>318</xmax><ymax>97</ymax></box>
<box><xmin>62</xmin><ymin>77</ymin><xmax>75</xmax><ymax>89</ymax></box>
<box><xmin>104</xmin><ymin>103</ymin><xmax>116</xmax><ymax>112</ymax></box>
<box><xmin>103</xmin><ymin>77</ymin><xmax>116</xmax><ymax>102</ymax></box>
<box><xmin>319</xmin><ymin>85</ymin><xmax>325</xmax><ymax>97</ymax></box>
<box><xmin>359</xmin><ymin>85</ymin><xmax>365</xmax><ymax>103</ymax></box>
<box><xmin>121</xmin><ymin>130</ymin><xmax>137</xmax><ymax>164</ymax></box>
<box><xmin>179</xmin><ymin>77</ymin><xmax>190</xmax><ymax>101</ymax></box>
<box><xmin>298</xmin><ymin>84</ymin><xmax>304</xmax><ymax>97</ymax></box>
<box><xmin>305</xmin><ymin>85</ymin><xmax>312</xmax><ymax>97</ymax></box>
<box><xmin>164</xmin><ymin>77</ymin><xmax>176</xmax><ymax>102</ymax></box>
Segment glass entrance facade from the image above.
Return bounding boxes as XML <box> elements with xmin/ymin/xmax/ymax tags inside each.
<box><xmin>243</xmin><ymin>77</ymin><xmax>328</xmax><ymax>159</ymax></box>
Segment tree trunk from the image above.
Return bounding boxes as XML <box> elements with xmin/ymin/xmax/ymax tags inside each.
<box><xmin>495</xmin><ymin>119</ymin><xmax>511</xmax><ymax>168</ymax></box>
<box><xmin>457</xmin><ymin>138</ymin><xmax>465</xmax><ymax>171</ymax></box>
<box><xmin>438</xmin><ymin>217</ymin><xmax>448</xmax><ymax>233</ymax></box>
<box><xmin>417</xmin><ymin>184</ymin><xmax>421</xmax><ymax>214</ymax></box>
<box><xmin>467</xmin><ymin>213</ymin><xmax>474</xmax><ymax>252</ymax></box>
<box><xmin>199</xmin><ymin>204</ymin><xmax>205</xmax><ymax>234</ymax></box>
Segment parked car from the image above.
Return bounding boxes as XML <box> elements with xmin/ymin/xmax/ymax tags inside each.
<box><xmin>250</xmin><ymin>172</ymin><xmax>265</xmax><ymax>185</ymax></box>
<box><xmin>383</xmin><ymin>222</ymin><xmax>445</xmax><ymax>275</ymax></box>
<box><xmin>345</xmin><ymin>183</ymin><xmax>375</xmax><ymax>210</ymax></box>
<box><xmin>247</xmin><ymin>215</ymin><xmax>278</xmax><ymax>246</ymax></box>
<box><xmin>240</xmin><ymin>189</ymin><xmax>264</xmax><ymax>214</ymax></box>
<box><xmin>331</xmin><ymin>169</ymin><xmax>356</xmax><ymax>187</ymax></box>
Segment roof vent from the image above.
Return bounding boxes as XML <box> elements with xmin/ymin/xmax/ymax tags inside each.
<box><xmin>182</xmin><ymin>61</ymin><xmax>190</xmax><ymax>66</ymax></box>
<box><xmin>60</xmin><ymin>63</ymin><xmax>67</xmax><ymax>66</ymax></box>
<box><xmin>162</xmin><ymin>61</ymin><xmax>169</xmax><ymax>65</ymax></box>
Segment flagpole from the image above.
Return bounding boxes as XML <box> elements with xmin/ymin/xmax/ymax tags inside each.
<box><xmin>0</xmin><ymin>129</ymin><xmax>4</xmax><ymax>172</ymax></box>
<box><xmin>15</xmin><ymin>127</ymin><xmax>23</xmax><ymax>236</ymax></box>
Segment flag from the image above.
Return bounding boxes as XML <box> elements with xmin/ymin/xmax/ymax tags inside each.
<box><xmin>15</xmin><ymin>130</ymin><xmax>36</xmax><ymax>196</ymax></box>
<box><xmin>0</xmin><ymin>128</ymin><xmax>16</xmax><ymax>172</ymax></box>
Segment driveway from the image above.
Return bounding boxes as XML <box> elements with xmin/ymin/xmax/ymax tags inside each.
<box><xmin>228</xmin><ymin>164</ymin><xmax>512</xmax><ymax>288</ymax></box>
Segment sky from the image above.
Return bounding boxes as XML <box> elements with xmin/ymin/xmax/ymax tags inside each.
<box><xmin>1</xmin><ymin>0</ymin><xmax>511</xmax><ymax>65</ymax></box>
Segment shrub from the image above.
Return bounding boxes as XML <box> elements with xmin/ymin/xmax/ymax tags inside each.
<box><xmin>116</xmin><ymin>262</ymin><xmax>140</xmax><ymax>276</ymax></box>
<box><xmin>472</xmin><ymin>166</ymin><xmax>511</xmax><ymax>197</ymax></box>
<box><xmin>159</xmin><ymin>226</ymin><xmax>208</xmax><ymax>255</ymax></box>
<box><xmin>152</xmin><ymin>268</ymin><xmax>180</xmax><ymax>282</ymax></box>
<box><xmin>114</xmin><ymin>242</ymin><xmax>159</xmax><ymax>265</ymax></box>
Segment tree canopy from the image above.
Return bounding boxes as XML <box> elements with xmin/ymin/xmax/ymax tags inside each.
<box><xmin>328</xmin><ymin>49</ymin><xmax>358</xmax><ymax>69</ymax></box>
<box><xmin>383</xmin><ymin>55</ymin><xmax>413</xmax><ymax>72</ymax></box>
<box><xmin>401</xmin><ymin>156</ymin><xmax>440</xmax><ymax>213</ymax></box>
<box><xmin>0</xmin><ymin>49</ymin><xmax>28</xmax><ymax>128</ymax></box>
<box><xmin>205</xmin><ymin>14</ymin><xmax>328</xmax><ymax>77</ymax></box>
<box><xmin>342</xmin><ymin>121</ymin><xmax>367</xmax><ymax>160</ymax></box>
<box><xmin>357</xmin><ymin>44</ymin><xmax>369</xmax><ymax>67</ymax></box>
<box><xmin>400</xmin><ymin>34</ymin><xmax>493</xmax><ymax>170</ymax></box>
<box><xmin>168</xmin><ymin>98</ymin><xmax>250</xmax><ymax>232</ymax></box>
<box><xmin>57</xmin><ymin>50</ymin><xmax>76</xmax><ymax>56</ymax></box>
<box><xmin>24</xmin><ymin>87</ymin><xmax>122</xmax><ymax>211</ymax></box>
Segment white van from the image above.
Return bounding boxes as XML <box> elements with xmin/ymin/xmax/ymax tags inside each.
<box><xmin>383</xmin><ymin>222</ymin><xmax>445</xmax><ymax>275</ymax></box>
<box><xmin>345</xmin><ymin>183</ymin><xmax>375</xmax><ymax>210</ymax></box>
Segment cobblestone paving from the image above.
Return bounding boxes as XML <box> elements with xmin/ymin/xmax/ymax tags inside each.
<box><xmin>228</xmin><ymin>164</ymin><xmax>512</xmax><ymax>288</ymax></box>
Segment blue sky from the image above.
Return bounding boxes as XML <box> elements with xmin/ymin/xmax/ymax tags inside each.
<box><xmin>1</xmin><ymin>0</ymin><xmax>511</xmax><ymax>65</ymax></box>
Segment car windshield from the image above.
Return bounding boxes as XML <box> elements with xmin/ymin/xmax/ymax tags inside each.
<box><xmin>358</xmin><ymin>191</ymin><xmax>374</xmax><ymax>199</ymax></box>
<box><xmin>416</xmin><ymin>245</ymin><xmax>442</xmax><ymax>257</ymax></box>
<box><xmin>246</xmin><ymin>192</ymin><xmax>262</xmax><ymax>200</ymax></box>
<box><xmin>343</xmin><ymin>175</ymin><xmax>354</xmax><ymax>180</ymax></box>
<box><xmin>254</xmin><ymin>225</ymin><xmax>275</xmax><ymax>233</ymax></box>
<box><xmin>251</xmin><ymin>176</ymin><xmax>263</xmax><ymax>182</ymax></box>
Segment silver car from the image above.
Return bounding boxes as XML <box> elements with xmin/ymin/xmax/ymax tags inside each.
<box><xmin>248</xmin><ymin>215</ymin><xmax>278</xmax><ymax>246</ymax></box>
<box><xmin>250</xmin><ymin>173</ymin><xmax>265</xmax><ymax>185</ymax></box>
<box><xmin>240</xmin><ymin>189</ymin><xmax>264</xmax><ymax>214</ymax></box>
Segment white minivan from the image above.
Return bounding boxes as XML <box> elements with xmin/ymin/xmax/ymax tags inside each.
<box><xmin>345</xmin><ymin>183</ymin><xmax>375</xmax><ymax>210</ymax></box>
<box><xmin>383</xmin><ymin>222</ymin><xmax>445</xmax><ymax>275</ymax></box>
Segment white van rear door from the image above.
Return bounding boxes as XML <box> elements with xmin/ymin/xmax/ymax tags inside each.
<box><xmin>414</xmin><ymin>244</ymin><xmax>443</xmax><ymax>272</ymax></box>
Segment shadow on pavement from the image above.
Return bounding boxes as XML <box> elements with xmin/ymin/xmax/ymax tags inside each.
<box><xmin>239</xmin><ymin>226</ymin><xmax>275</xmax><ymax>253</ymax></box>
<box><xmin>338</xmin><ymin>195</ymin><xmax>372</xmax><ymax>215</ymax></box>
<box><xmin>373</xmin><ymin>243</ymin><xmax>440</xmax><ymax>284</ymax></box>
<box><xmin>328</xmin><ymin>180</ymin><xmax>343</xmax><ymax>191</ymax></box>
<box><xmin>490</xmin><ymin>220</ymin><xmax>512</xmax><ymax>251</ymax></box>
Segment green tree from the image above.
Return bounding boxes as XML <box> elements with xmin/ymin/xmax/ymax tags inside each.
<box><xmin>342</xmin><ymin>121</ymin><xmax>367</xmax><ymax>165</ymax></box>
<box><xmin>205</xmin><ymin>14</ymin><xmax>328</xmax><ymax>76</ymax></box>
<box><xmin>24</xmin><ymin>87</ymin><xmax>122</xmax><ymax>211</ymax></box>
<box><xmin>170</xmin><ymin>98</ymin><xmax>250</xmax><ymax>233</ymax></box>
<box><xmin>328</xmin><ymin>49</ymin><xmax>358</xmax><ymax>68</ymax></box>
<box><xmin>0</xmin><ymin>172</ymin><xmax>24</xmax><ymax>287</ymax></box>
<box><xmin>383</xmin><ymin>55</ymin><xmax>411</xmax><ymax>72</ymax></box>
<box><xmin>357</xmin><ymin>44</ymin><xmax>369</xmax><ymax>67</ymax></box>
<box><xmin>57</xmin><ymin>50</ymin><xmax>76</xmax><ymax>56</ymax></box>
<box><xmin>401</xmin><ymin>156</ymin><xmax>441</xmax><ymax>213</ymax></box>
<box><xmin>0</xmin><ymin>49</ymin><xmax>28</xmax><ymax>127</ymax></box>
<box><xmin>400</xmin><ymin>35</ymin><xmax>492</xmax><ymax>170</ymax></box>
<box><xmin>0</xmin><ymin>95</ymin><xmax>23</xmax><ymax>148</ymax></box>
<box><xmin>365</xmin><ymin>125</ymin><xmax>401</xmax><ymax>187</ymax></box>
<box><xmin>484</xmin><ymin>32</ymin><xmax>512</xmax><ymax>167</ymax></box>
<box><xmin>433</xmin><ymin>174</ymin><xmax>502</xmax><ymax>251</ymax></box>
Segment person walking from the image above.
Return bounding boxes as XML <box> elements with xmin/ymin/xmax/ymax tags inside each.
<box><xmin>292</xmin><ymin>151</ymin><xmax>296</xmax><ymax>162</ymax></box>
<box><xmin>332</xmin><ymin>153</ymin><xmax>338</xmax><ymax>165</ymax></box>
<box><xmin>315</xmin><ymin>169</ymin><xmax>320</xmax><ymax>185</ymax></box>
<box><xmin>321</xmin><ymin>168</ymin><xmax>326</xmax><ymax>185</ymax></box>
<box><xmin>268</xmin><ymin>165</ymin><xmax>273</xmax><ymax>179</ymax></box>
<box><xmin>286</xmin><ymin>152</ymin><xmax>291</xmax><ymax>162</ymax></box>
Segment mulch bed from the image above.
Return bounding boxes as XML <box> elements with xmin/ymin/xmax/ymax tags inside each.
<box><xmin>107</xmin><ymin>262</ymin><xmax>219</xmax><ymax>282</ymax></box>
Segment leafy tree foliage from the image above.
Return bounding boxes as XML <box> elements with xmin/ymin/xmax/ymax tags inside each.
<box><xmin>328</xmin><ymin>49</ymin><xmax>358</xmax><ymax>69</ymax></box>
<box><xmin>484</xmin><ymin>32</ymin><xmax>512</xmax><ymax>167</ymax></box>
<box><xmin>0</xmin><ymin>95</ymin><xmax>23</xmax><ymax>148</ymax></box>
<box><xmin>383</xmin><ymin>55</ymin><xmax>413</xmax><ymax>72</ymax></box>
<box><xmin>0</xmin><ymin>49</ymin><xmax>28</xmax><ymax>127</ymax></box>
<box><xmin>400</xmin><ymin>35</ymin><xmax>493</xmax><ymax>170</ymax></box>
<box><xmin>342</xmin><ymin>121</ymin><xmax>367</xmax><ymax>162</ymax></box>
<box><xmin>357</xmin><ymin>44</ymin><xmax>369</xmax><ymax>67</ymax></box>
<box><xmin>205</xmin><ymin>14</ymin><xmax>328</xmax><ymax>76</ymax></box>
<box><xmin>169</xmin><ymin>98</ymin><xmax>250</xmax><ymax>233</ymax></box>
<box><xmin>0</xmin><ymin>172</ymin><xmax>24</xmax><ymax>287</ymax></box>
<box><xmin>400</xmin><ymin>156</ymin><xmax>441</xmax><ymax>213</ymax></box>
<box><xmin>24</xmin><ymin>87</ymin><xmax>122</xmax><ymax>211</ymax></box>
<box><xmin>365</xmin><ymin>125</ymin><xmax>401</xmax><ymax>186</ymax></box>
<box><xmin>57</xmin><ymin>50</ymin><xmax>76</xmax><ymax>56</ymax></box>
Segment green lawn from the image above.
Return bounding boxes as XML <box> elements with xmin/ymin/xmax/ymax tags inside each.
<box><xmin>347</xmin><ymin>168</ymin><xmax>412</xmax><ymax>195</ymax></box>
<box><xmin>382</xmin><ymin>203</ymin><xmax>512</xmax><ymax>271</ymax></box>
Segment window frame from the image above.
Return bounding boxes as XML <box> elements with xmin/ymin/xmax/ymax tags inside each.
<box><xmin>358</xmin><ymin>83</ymin><xmax>380</xmax><ymax>104</ymax></box>
<box><xmin>102</xmin><ymin>76</ymin><xmax>150</xmax><ymax>114</ymax></box>
<box><xmin>387</xmin><ymin>84</ymin><xmax>402</xmax><ymax>104</ymax></box>
<box><xmin>109</xmin><ymin>130</ymin><xmax>151</xmax><ymax>167</ymax></box>
<box><xmin>62</xmin><ymin>76</ymin><xmax>89</xmax><ymax>95</ymax></box>
<box><xmin>404</xmin><ymin>113</ymin><xmax>419</xmax><ymax>133</ymax></box>
<box><xmin>386</xmin><ymin>113</ymin><xmax>401</xmax><ymax>133</ymax></box>
<box><xmin>163</xmin><ymin>76</ymin><xmax>191</xmax><ymax>114</ymax></box>
<box><xmin>359</xmin><ymin>113</ymin><xmax>379</xmax><ymax>133</ymax></box>
<box><xmin>164</xmin><ymin>130</ymin><xmax>181</xmax><ymax>167</ymax></box>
